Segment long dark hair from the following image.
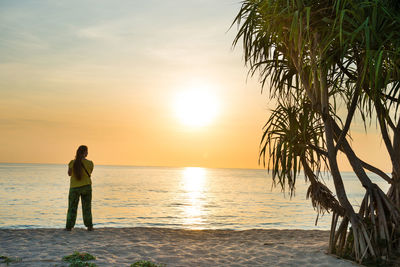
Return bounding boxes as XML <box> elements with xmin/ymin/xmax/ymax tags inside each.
<box><xmin>73</xmin><ymin>145</ymin><xmax>88</xmax><ymax>180</ymax></box>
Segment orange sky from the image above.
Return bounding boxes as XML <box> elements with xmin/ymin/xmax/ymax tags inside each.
<box><xmin>0</xmin><ymin>0</ymin><xmax>391</xmax><ymax>171</ymax></box>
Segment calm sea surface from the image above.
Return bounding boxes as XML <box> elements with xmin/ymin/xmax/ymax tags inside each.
<box><xmin>0</xmin><ymin>163</ymin><xmax>390</xmax><ymax>230</ymax></box>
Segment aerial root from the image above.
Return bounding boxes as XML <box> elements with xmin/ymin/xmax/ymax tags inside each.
<box><xmin>330</xmin><ymin>187</ymin><xmax>400</xmax><ymax>263</ymax></box>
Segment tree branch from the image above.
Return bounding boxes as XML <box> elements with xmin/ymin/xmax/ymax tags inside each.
<box><xmin>331</xmin><ymin>120</ymin><xmax>374</xmax><ymax>189</ymax></box>
<box><xmin>323</xmin><ymin>115</ymin><xmax>358</xmax><ymax>225</ymax></box>
<box><xmin>333</xmin><ymin>119</ymin><xmax>393</xmax><ymax>184</ymax></box>
<box><xmin>381</xmin><ymin>92</ymin><xmax>400</xmax><ymax>103</ymax></box>
<box><xmin>375</xmin><ymin>99</ymin><xmax>397</xmax><ymax>166</ymax></box>
<box><xmin>359</xmin><ymin>160</ymin><xmax>392</xmax><ymax>184</ymax></box>
<box><xmin>334</xmin><ymin>85</ymin><xmax>359</xmax><ymax>153</ymax></box>
<box><xmin>362</xmin><ymin>84</ymin><xmax>398</xmax><ymax>171</ymax></box>
<box><xmin>392</xmin><ymin>116</ymin><xmax>400</xmax><ymax>177</ymax></box>
<box><xmin>337</xmin><ymin>60</ymin><xmax>357</xmax><ymax>81</ymax></box>
<box><xmin>308</xmin><ymin>144</ymin><xmax>328</xmax><ymax>157</ymax></box>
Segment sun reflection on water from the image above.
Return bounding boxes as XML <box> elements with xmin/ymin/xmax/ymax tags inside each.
<box><xmin>181</xmin><ymin>167</ymin><xmax>207</xmax><ymax>227</ymax></box>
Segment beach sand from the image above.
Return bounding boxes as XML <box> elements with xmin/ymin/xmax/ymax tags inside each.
<box><xmin>0</xmin><ymin>228</ymin><xmax>359</xmax><ymax>266</ymax></box>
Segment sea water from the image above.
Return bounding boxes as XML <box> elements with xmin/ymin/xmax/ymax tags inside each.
<box><xmin>0</xmin><ymin>163</ymin><xmax>390</xmax><ymax>230</ymax></box>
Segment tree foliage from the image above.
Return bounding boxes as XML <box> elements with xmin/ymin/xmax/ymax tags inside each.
<box><xmin>233</xmin><ymin>0</ymin><xmax>400</xmax><ymax>264</ymax></box>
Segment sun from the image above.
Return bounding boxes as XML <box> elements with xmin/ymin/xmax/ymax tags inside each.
<box><xmin>174</xmin><ymin>86</ymin><xmax>219</xmax><ymax>127</ymax></box>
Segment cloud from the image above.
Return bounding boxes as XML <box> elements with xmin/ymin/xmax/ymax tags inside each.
<box><xmin>0</xmin><ymin>118</ymin><xmax>61</xmax><ymax>130</ymax></box>
<box><xmin>76</xmin><ymin>21</ymin><xmax>128</xmax><ymax>43</ymax></box>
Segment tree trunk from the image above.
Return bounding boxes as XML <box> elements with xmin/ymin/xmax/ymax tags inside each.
<box><xmin>323</xmin><ymin>115</ymin><xmax>375</xmax><ymax>261</ymax></box>
<box><xmin>330</xmin><ymin>119</ymin><xmax>400</xmax><ymax>262</ymax></box>
<box><xmin>389</xmin><ymin>117</ymin><xmax>400</xmax><ymax>209</ymax></box>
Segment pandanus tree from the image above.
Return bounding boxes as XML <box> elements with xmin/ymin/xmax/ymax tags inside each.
<box><xmin>233</xmin><ymin>0</ymin><xmax>400</xmax><ymax>263</ymax></box>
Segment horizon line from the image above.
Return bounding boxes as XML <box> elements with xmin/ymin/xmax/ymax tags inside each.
<box><xmin>0</xmin><ymin>161</ymin><xmax>265</xmax><ymax>171</ymax></box>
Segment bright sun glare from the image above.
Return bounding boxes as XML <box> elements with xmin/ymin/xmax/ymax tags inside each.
<box><xmin>174</xmin><ymin>85</ymin><xmax>219</xmax><ymax>127</ymax></box>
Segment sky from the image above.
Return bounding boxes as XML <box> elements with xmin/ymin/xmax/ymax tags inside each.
<box><xmin>0</xmin><ymin>0</ymin><xmax>391</xmax><ymax>171</ymax></box>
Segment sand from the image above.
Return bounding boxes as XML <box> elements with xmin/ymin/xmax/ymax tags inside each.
<box><xmin>0</xmin><ymin>227</ymin><xmax>359</xmax><ymax>267</ymax></box>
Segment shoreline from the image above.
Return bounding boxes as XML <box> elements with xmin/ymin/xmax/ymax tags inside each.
<box><xmin>0</xmin><ymin>227</ymin><xmax>358</xmax><ymax>266</ymax></box>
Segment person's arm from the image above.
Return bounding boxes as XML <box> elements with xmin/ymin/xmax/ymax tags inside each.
<box><xmin>89</xmin><ymin>161</ymin><xmax>94</xmax><ymax>174</ymax></box>
<box><xmin>68</xmin><ymin>161</ymin><xmax>73</xmax><ymax>176</ymax></box>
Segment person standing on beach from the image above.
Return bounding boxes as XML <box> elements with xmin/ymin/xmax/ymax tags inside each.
<box><xmin>65</xmin><ymin>145</ymin><xmax>94</xmax><ymax>231</ymax></box>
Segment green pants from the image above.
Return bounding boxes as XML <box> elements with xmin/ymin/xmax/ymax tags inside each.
<box><xmin>66</xmin><ymin>184</ymin><xmax>93</xmax><ymax>229</ymax></box>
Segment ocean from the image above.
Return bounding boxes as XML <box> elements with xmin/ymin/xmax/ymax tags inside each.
<box><xmin>0</xmin><ymin>163</ymin><xmax>390</xmax><ymax>230</ymax></box>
